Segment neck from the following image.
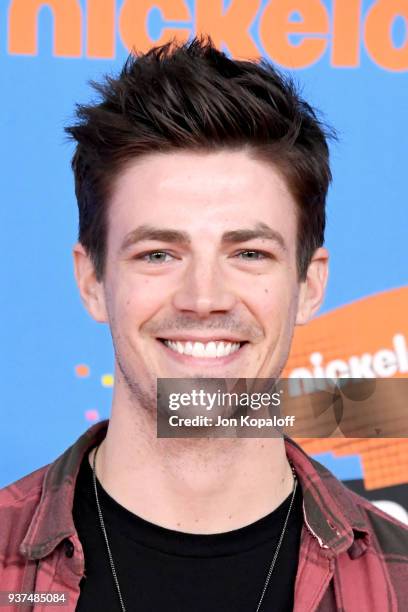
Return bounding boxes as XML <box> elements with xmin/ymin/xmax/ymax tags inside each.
<box><xmin>90</xmin><ymin>389</ymin><xmax>294</xmax><ymax>534</ymax></box>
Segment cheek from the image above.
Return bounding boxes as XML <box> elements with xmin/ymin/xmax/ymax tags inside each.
<box><xmin>114</xmin><ymin>276</ymin><xmax>172</xmax><ymax>327</ymax></box>
<box><xmin>242</xmin><ymin>278</ymin><xmax>299</xmax><ymax>356</ymax></box>
<box><xmin>247</xmin><ymin>281</ymin><xmax>294</xmax><ymax>322</ymax></box>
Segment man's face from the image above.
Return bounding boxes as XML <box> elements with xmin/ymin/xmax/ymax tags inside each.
<box><xmin>75</xmin><ymin>149</ymin><xmax>327</xmax><ymax>407</ymax></box>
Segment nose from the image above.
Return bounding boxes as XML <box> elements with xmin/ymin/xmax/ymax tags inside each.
<box><xmin>172</xmin><ymin>255</ymin><xmax>237</xmax><ymax>317</ymax></box>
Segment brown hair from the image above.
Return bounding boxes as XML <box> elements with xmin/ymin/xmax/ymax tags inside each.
<box><xmin>65</xmin><ymin>37</ymin><xmax>334</xmax><ymax>281</ymax></box>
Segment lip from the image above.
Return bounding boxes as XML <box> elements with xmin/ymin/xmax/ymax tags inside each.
<box><xmin>157</xmin><ymin>338</ymin><xmax>248</xmax><ymax>366</ymax></box>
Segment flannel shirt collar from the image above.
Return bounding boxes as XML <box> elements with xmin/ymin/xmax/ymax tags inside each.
<box><xmin>21</xmin><ymin>421</ymin><xmax>370</xmax><ymax>560</ymax></box>
<box><xmin>284</xmin><ymin>437</ymin><xmax>371</xmax><ymax>557</ymax></box>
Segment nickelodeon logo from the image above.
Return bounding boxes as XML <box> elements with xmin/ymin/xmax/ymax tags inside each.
<box><xmin>284</xmin><ymin>286</ymin><xmax>408</xmax><ymax>379</ymax></box>
<box><xmin>289</xmin><ymin>333</ymin><xmax>408</xmax><ymax>379</ymax></box>
<box><xmin>7</xmin><ymin>0</ymin><xmax>408</xmax><ymax>71</ymax></box>
<box><xmin>287</xmin><ymin>287</ymin><xmax>408</xmax><ymax>491</ymax></box>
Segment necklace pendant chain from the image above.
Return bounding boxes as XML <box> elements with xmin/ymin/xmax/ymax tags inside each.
<box><xmin>255</xmin><ymin>465</ymin><xmax>297</xmax><ymax>612</ymax></box>
<box><xmin>92</xmin><ymin>444</ymin><xmax>297</xmax><ymax>612</ymax></box>
<box><xmin>92</xmin><ymin>446</ymin><xmax>127</xmax><ymax>612</ymax></box>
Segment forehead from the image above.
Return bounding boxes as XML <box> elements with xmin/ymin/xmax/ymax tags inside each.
<box><xmin>107</xmin><ymin>149</ymin><xmax>297</xmax><ymax>243</ymax></box>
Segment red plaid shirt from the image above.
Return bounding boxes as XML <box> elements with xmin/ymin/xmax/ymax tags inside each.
<box><xmin>1</xmin><ymin>421</ymin><xmax>408</xmax><ymax>611</ymax></box>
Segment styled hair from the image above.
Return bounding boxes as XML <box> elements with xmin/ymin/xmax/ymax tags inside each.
<box><xmin>65</xmin><ymin>37</ymin><xmax>334</xmax><ymax>281</ymax></box>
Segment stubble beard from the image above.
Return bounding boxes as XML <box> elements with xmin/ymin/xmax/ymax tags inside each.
<box><xmin>115</xmin><ymin>349</ymin><xmax>157</xmax><ymax>414</ymax></box>
<box><xmin>111</xmin><ymin>311</ymin><xmax>296</xmax><ymax>423</ymax></box>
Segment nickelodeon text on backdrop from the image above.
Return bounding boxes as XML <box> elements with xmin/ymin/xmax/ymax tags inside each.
<box><xmin>7</xmin><ymin>0</ymin><xmax>408</xmax><ymax>71</ymax></box>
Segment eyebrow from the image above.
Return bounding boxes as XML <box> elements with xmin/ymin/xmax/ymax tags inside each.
<box><xmin>120</xmin><ymin>225</ymin><xmax>191</xmax><ymax>252</ymax></box>
<box><xmin>221</xmin><ymin>222</ymin><xmax>287</xmax><ymax>252</ymax></box>
<box><xmin>119</xmin><ymin>222</ymin><xmax>287</xmax><ymax>253</ymax></box>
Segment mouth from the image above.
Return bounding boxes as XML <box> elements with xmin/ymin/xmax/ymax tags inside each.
<box><xmin>157</xmin><ymin>338</ymin><xmax>248</xmax><ymax>361</ymax></box>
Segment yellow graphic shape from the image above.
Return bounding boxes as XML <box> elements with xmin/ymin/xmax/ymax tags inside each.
<box><xmin>101</xmin><ymin>373</ymin><xmax>114</xmax><ymax>388</ymax></box>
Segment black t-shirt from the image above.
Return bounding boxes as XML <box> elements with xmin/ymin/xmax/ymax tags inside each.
<box><xmin>73</xmin><ymin>450</ymin><xmax>302</xmax><ymax>612</ymax></box>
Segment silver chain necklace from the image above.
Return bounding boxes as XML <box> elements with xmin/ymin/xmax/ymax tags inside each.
<box><xmin>92</xmin><ymin>444</ymin><xmax>297</xmax><ymax>612</ymax></box>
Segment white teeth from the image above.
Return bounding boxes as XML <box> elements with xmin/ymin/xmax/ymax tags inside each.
<box><xmin>163</xmin><ymin>340</ymin><xmax>241</xmax><ymax>358</ymax></box>
<box><xmin>184</xmin><ymin>341</ymin><xmax>193</xmax><ymax>355</ymax></box>
<box><xmin>216</xmin><ymin>341</ymin><xmax>225</xmax><ymax>357</ymax></box>
<box><xmin>205</xmin><ymin>341</ymin><xmax>217</xmax><ymax>358</ymax></box>
<box><xmin>192</xmin><ymin>342</ymin><xmax>205</xmax><ymax>357</ymax></box>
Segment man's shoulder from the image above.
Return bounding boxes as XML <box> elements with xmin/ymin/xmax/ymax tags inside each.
<box><xmin>285</xmin><ymin>437</ymin><xmax>408</xmax><ymax>561</ymax></box>
<box><xmin>341</xmin><ymin>479</ymin><xmax>408</xmax><ymax>544</ymax></box>
<box><xmin>0</xmin><ymin>420</ymin><xmax>108</xmax><ymax>513</ymax></box>
<box><xmin>310</xmin><ymin>451</ymin><xmax>408</xmax><ymax>545</ymax></box>
<box><xmin>0</xmin><ymin>421</ymin><xmax>109</xmax><ymax>564</ymax></box>
<box><xmin>344</xmin><ymin>480</ymin><xmax>408</xmax><ymax>528</ymax></box>
<box><xmin>0</xmin><ymin>464</ymin><xmax>49</xmax><ymax>507</ymax></box>
<box><xmin>0</xmin><ymin>464</ymin><xmax>50</xmax><ymax>562</ymax></box>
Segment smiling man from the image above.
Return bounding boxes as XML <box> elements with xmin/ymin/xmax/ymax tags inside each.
<box><xmin>1</xmin><ymin>38</ymin><xmax>407</xmax><ymax>612</ymax></box>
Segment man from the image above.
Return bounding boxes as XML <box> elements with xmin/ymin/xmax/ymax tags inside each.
<box><xmin>1</xmin><ymin>37</ymin><xmax>407</xmax><ymax>612</ymax></box>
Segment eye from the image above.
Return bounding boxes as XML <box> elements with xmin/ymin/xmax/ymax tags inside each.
<box><xmin>236</xmin><ymin>250</ymin><xmax>269</xmax><ymax>261</ymax></box>
<box><xmin>138</xmin><ymin>251</ymin><xmax>173</xmax><ymax>264</ymax></box>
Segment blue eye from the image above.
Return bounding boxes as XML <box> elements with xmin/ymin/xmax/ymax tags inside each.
<box><xmin>237</xmin><ymin>250</ymin><xmax>267</xmax><ymax>260</ymax></box>
<box><xmin>141</xmin><ymin>251</ymin><xmax>172</xmax><ymax>263</ymax></box>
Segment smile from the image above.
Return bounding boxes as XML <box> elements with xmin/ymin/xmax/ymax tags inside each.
<box><xmin>160</xmin><ymin>339</ymin><xmax>245</xmax><ymax>359</ymax></box>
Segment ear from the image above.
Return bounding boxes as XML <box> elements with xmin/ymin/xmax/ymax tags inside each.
<box><xmin>296</xmin><ymin>247</ymin><xmax>329</xmax><ymax>325</ymax></box>
<box><xmin>73</xmin><ymin>243</ymin><xmax>108</xmax><ymax>323</ymax></box>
